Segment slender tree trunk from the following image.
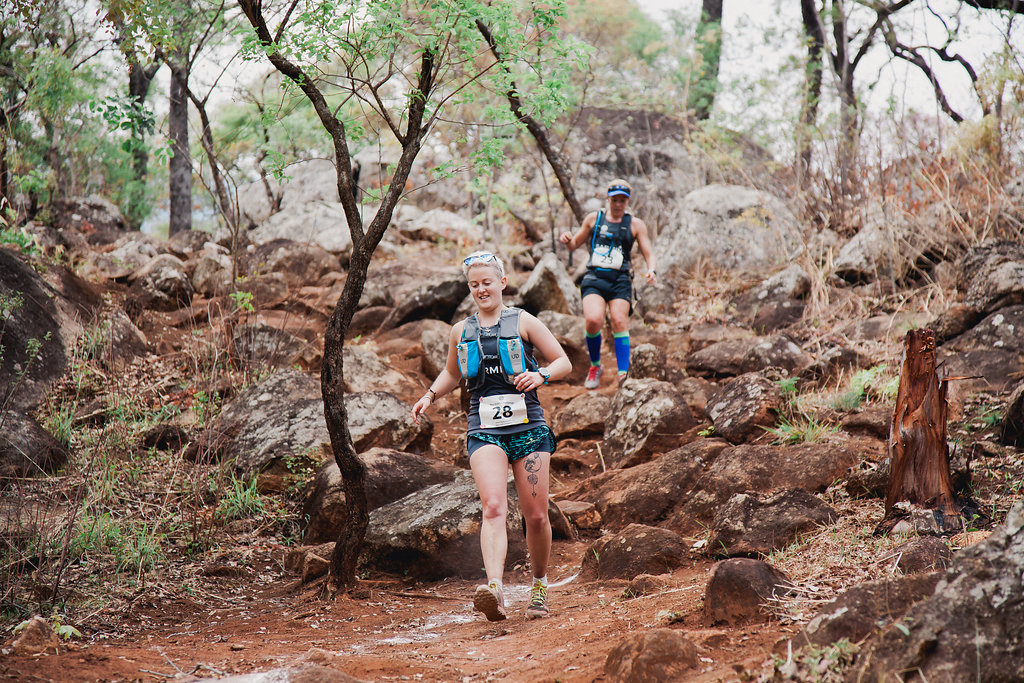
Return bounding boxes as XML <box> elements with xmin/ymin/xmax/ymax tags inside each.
<box><xmin>0</xmin><ymin>131</ymin><xmax>8</xmax><ymax>212</ymax></box>
<box><xmin>239</xmin><ymin>0</ymin><xmax>436</xmax><ymax>591</ymax></box>
<box><xmin>688</xmin><ymin>0</ymin><xmax>723</xmax><ymax>121</ymax></box>
<box><xmin>168</xmin><ymin>62</ymin><xmax>192</xmax><ymax>236</ymax></box>
<box><xmin>885</xmin><ymin>328</ymin><xmax>959</xmax><ymax>521</ymax></box>
<box><xmin>187</xmin><ymin>89</ymin><xmax>235</xmax><ymax>232</ymax></box>
<box><xmin>476</xmin><ymin>20</ymin><xmax>583</xmax><ymax>224</ymax></box>
<box><xmin>126</xmin><ymin>60</ymin><xmax>159</xmax><ymax>229</ymax></box>
<box><xmin>798</xmin><ymin>0</ymin><xmax>825</xmax><ymax>181</ymax></box>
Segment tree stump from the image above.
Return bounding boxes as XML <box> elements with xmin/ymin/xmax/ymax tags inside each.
<box><xmin>884</xmin><ymin>329</ymin><xmax>959</xmax><ymax>523</ymax></box>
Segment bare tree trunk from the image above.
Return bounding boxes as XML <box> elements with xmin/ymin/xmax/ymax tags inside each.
<box><xmin>168</xmin><ymin>62</ymin><xmax>192</xmax><ymax>236</ymax></box>
<box><xmin>239</xmin><ymin>0</ymin><xmax>435</xmax><ymax>591</ymax></box>
<box><xmin>688</xmin><ymin>0</ymin><xmax>723</xmax><ymax>121</ymax></box>
<box><xmin>476</xmin><ymin>20</ymin><xmax>583</xmax><ymax>225</ymax></box>
<box><xmin>797</xmin><ymin>0</ymin><xmax>825</xmax><ymax>181</ymax></box>
<box><xmin>126</xmin><ymin>60</ymin><xmax>160</xmax><ymax>229</ymax></box>
<box><xmin>885</xmin><ymin>328</ymin><xmax>959</xmax><ymax>520</ymax></box>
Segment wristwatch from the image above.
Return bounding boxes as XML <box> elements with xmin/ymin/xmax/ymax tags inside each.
<box><xmin>538</xmin><ymin>367</ymin><xmax>551</xmax><ymax>384</ymax></box>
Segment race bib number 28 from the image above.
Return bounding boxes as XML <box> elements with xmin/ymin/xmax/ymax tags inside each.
<box><xmin>479</xmin><ymin>393</ymin><xmax>529</xmax><ymax>428</ymax></box>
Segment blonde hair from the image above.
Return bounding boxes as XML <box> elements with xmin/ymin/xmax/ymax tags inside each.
<box><xmin>461</xmin><ymin>251</ymin><xmax>505</xmax><ymax>279</ymax></box>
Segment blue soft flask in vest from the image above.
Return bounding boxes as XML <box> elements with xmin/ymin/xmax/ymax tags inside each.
<box><xmin>457</xmin><ymin>339</ymin><xmax>481</xmax><ymax>379</ymax></box>
<box><xmin>499</xmin><ymin>337</ymin><xmax>526</xmax><ymax>378</ymax></box>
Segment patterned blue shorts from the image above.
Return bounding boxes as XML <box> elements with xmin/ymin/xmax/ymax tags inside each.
<box><xmin>468</xmin><ymin>425</ymin><xmax>557</xmax><ymax>463</ymax></box>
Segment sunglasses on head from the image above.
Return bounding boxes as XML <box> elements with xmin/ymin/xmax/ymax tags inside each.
<box><xmin>608</xmin><ymin>185</ymin><xmax>631</xmax><ymax>196</ymax></box>
<box><xmin>463</xmin><ymin>253</ymin><xmax>498</xmax><ymax>267</ymax></box>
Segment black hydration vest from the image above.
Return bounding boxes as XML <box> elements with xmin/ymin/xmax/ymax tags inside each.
<box><xmin>458</xmin><ymin>308</ymin><xmax>545</xmax><ymax>433</ymax></box>
<box><xmin>587</xmin><ymin>210</ymin><xmax>634</xmax><ymax>275</ymax></box>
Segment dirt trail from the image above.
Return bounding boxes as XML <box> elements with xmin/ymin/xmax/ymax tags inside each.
<box><xmin>3</xmin><ymin>539</ymin><xmax>788</xmax><ymax>682</ymax></box>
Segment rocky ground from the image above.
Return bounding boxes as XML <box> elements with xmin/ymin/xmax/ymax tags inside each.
<box><xmin>2</xmin><ymin>175</ymin><xmax>1024</xmax><ymax>681</ymax></box>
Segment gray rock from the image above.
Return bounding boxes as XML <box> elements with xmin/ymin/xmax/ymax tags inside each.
<box><xmin>603</xmin><ymin>378</ymin><xmax>697</xmax><ymax>468</ymax></box>
<box><xmin>628</xmin><ymin>343</ymin><xmax>666</xmax><ymax>380</ymax></box>
<box><xmin>418</xmin><ymin>320</ymin><xmax>453</xmax><ymax>379</ymax></box>
<box><xmin>553</xmin><ymin>392</ymin><xmax>612</xmax><ymax>438</ymax></box>
<box><xmin>186</xmin><ymin>370</ymin><xmax>432</xmax><ymax>475</ymax></box>
<box><xmin>301</xmin><ymin>447</ymin><xmax>461</xmax><ymax>544</ymax></box>
<box><xmin>705</xmin><ymin>373</ymin><xmax>781</xmax><ymax>444</ymax></box>
<box><xmin>709</xmin><ymin>489</ymin><xmax>838</xmax><ymax>557</ymax></box>
<box><xmin>659</xmin><ymin>184</ymin><xmax>803</xmax><ymax>276</ymax></box>
<box><xmin>231</xmin><ymin>323</ymin><xmax>307</xmax><ymax>371</ymax></box>
<box><xmin>379</xmin><ymin>270</ymin><xmax>469</xmax><ymax>330</ymax></box>
<box><xmin>190</xmin><ymin>251</ymin><xmax>233</xmax><ymax>297</ymax></box>
<box><xmin>687</xmin><ymin>335</ymin><xmax>811</xmax><ymax>378</ymax></box>
<box><xmin>518</xmin><ymin>253</ymin><xmax>582</xmax><ymax>316</ymax></box>
<box><xmin>362</xmin><ymin>470</ymin><xmax>525</xmax><ymax>580</ymax></box>
<box><xmin>236</xmin><ymin>158</ymin><xmax>338</xmax><ymax>226</ymax></box>
<box><xmin>90</xmin><ymin>308</ymin><xmax>148</xmax><ymax>370</ymax></box>
<box><xmin>536</xmin><ymin>310</ymin><xmax>584</xmax><ymax>341</ymax></box>
<box><xmin>341</xmin><ymin>344</ymin><xmax>410</xmax><ymax>395</ymax></box>
<box><xmin>127</xmin><ymin>253</ymin><xmax>193</xmax><ymax>311</ymax></box>
<box><xmin>956</xmin><ymin>239</ymin><xmax>1024</xmax><ymax>316</ymax></box>
<box><xmin>251</xmin><ymin>238</ymin><xmax>339</xmax><ymax>288</ymax></box>
<box><xmin>664</xmin><ymin>442</ymin><xmax>861</xmax><ymax>534</ymax></box>
<box><xmin>249</xmin><ymin>201</ymin><xmax>354</xmax><ymax>257</ymax></box>
<box><xmin>395</xmin><ymin>208</ymin><xmax>483</xmax><ymax>244</ymax></box>
<box><xmin>1</xmin><ymin>249</ymin><xmax>94</xmax><ymax>411</ymax></box>
<box><xmin>894</xmin><ymin>536</ymin><xmax>953</xmax><ymax>574</ymax></box>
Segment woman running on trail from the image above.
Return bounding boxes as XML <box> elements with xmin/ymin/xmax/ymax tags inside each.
<box><xmin>559</xmin><ymin>178</ymin><xmax>657</xmax><ymax>388</ymax></box>
<box><xmin>412</xmin><ymin>252</ymin><xmax>571</xmax><ymax>621</ymax></box>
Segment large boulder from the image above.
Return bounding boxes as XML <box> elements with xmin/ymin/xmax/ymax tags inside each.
<box><xmin>248</xmin><ymin>201</ymin><xmax>354</xmax><ymax>258</ymax></box>
<box><xmin>342</xmin><ymin>344</ymin><xmax>410</xmax><ymax>395</ymax></box>
<box><xmin>687</xmin><ymin>335</ymin><xmax>812</xmax><ymax>378</ymax></box>
<box><xmin>708</xmin><ymin>489</ymin><xmax>838</xmax><ymax>557</ymax></box>
<box><xmin>553</xmin><ymin>393</ymin><xmax>612</xmax><ymax>439</ymax></box>
<box><xmin>567</xmin><ymin>439</ymin><xmax>730</xmax><ymax>531</ymax></box>
<box><xmin>1000</xmin><ymin>380</ymin><xmax>1024</xmax><ymax>448</ymax></box>
<box><xmin>53</xmin><ymin>194</ymin><xmax>128</xmax><ymax>244</ymax></box>
<box><xmin>1</xmin><ymin>248</ymin><xmax>97</xmax><ymax>411</ymax></box>
<box><xmin>955</xmin><ymin>239</ymin><xmax>1024</xmax><ymax>316</ymax></box>
<box><xmin>795</xmin><ymin>573</ymin><xmax>942</xmax><ymax>650</ymax></box>
<box><xmin>580</xmin><ymin>523</ymin><xmax>689</xmax><ymax>580</ymax></box>
<box><xmin>832</xmin><ymin>201</ymin><xmax>952</xmax><ymax>284</ymax></box>
<box><xmin>378</xmin><ymin>270</ymin><xmax>469</xmax><ymax>330</ymax></box>
<box><xmin>664</xmin><ymin>442</ymin><xmax>861</xmax><ymax>534</ymax></box>
<box><xmin>301</xmin><ymin>448</ymin><xmax>461</xmax><ymax>544</ymax></box>
<box><xmin>361</xmin><ymin>471</ymin><xmax>525</xmax><ymax>580</ymax></box>
<box><xmin>250</xmin><ymin>238</ymin><xmax>339</xmax><ymax>288</ymax></box>
<box><xmin>0</xmin><ymin>410</ymin><xmax>70</xmax><ymax>479</ymax></box>
<box><xmin>230</xmin><ymin>323</ymin><xmax>307</xmax><ymax>371</ymax></box>
<box><xmin>186</xmin><ymin>370</ymin><xmax>432</xmax><ymax>475</ymax></box>
<box><xmin>394</xmin><ymin>208</ymin><xmax>483</xmax><ymax>244</ymax></box>
<box><xmin>852</xmin><ymin>499</ymin><xmax>1024</xmax><ymax>681</ymax></box>
<box><xmin>235</xmin><ymin>158</ymin><xmax>338</xmax><ymax>226</ymax></box>
<box><xmin>658</xmin><ymin>184</ymin><xmax>803</xmax><ymax>276</ymax></box>
<box><xmin>518</xmin><ymin>253</ymin><xmax>582</xmax><ymax>316</ymax></box>
<box><xmin>603</xmin><ymin>379</ymin><xmax>697</xmax><ymax>468</ymax></box>
<box><xmin>939</xmin><ymin>305</ymin><xmax>1024</xmax><ymax>392</ymax></box>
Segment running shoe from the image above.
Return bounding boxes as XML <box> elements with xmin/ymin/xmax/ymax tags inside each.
<box><xmin>584</xmin><ymin>365</ymin><xmax>602</xmax><ymax>389</ymax></box>
<box><xmin>473</xmin><ymin>581</ymin><xmax>507</xmax><ymax>621</ymax></box>
<box><xmin>525</xmin><ymin>579</ymin><xmax>549</xmax><ymax>619</ymax></box>
<box><xmin>617</xmin><ymin>371</ymin><xmax>628</xmax><ymax>386</ymax></box>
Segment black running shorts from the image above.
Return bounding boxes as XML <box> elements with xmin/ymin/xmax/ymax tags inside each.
<box><xmin>580</xmin><ymin>269</ymin><xmax>632</xmax><ymax>304</ymax></box>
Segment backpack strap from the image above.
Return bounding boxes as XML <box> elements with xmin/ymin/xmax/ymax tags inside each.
<box><xmin>590</xmin><ymin>210</ymin><xmax>604</xmax><ymax>253</ymax></box>
<box><xmin>497</xmin><ymin>308</ymin><xmax>529</xmax><ymax>377</ymax></box>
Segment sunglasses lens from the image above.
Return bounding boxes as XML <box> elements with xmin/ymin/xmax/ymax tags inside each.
<box><xmin>464</xmin><ymin>253</ymin><xmax>496</xmax><ymax>266</ymax></box>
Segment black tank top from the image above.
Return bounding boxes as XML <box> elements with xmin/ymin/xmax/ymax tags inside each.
<box><xmin>466</xmin><ymin>324</ymin><xmax>546</xmax><ymax>435</ymax></box>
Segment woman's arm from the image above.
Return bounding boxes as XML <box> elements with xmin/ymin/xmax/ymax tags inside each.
<box><xmin>511</xmin><ymin>311</ymin><xmax>572</xmax><ymax>393</ymax></box>
<box><xmin>412</xmin><ymin>322</ymin><xmax>465</xmax><ymax>422</ymax></box>
<box><xmin>632</xmin><ymin>217</ymin><xmax>657</xmax><ymax>284</ymax></box>
<box><xmin>559</xmin><ymin>212</ymin><xmax>597</xmax><ymax>251</ymax></box>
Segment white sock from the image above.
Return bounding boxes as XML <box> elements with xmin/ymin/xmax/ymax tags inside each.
<box><xmin>489</xmin><ymin>578</ymin><xmax>503</xmax><ymax>590</ymax></box>
<box><xmin>535</xmin><ymin>575</ymin><xmax>548</xmax><ymax>587</ymax></box>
